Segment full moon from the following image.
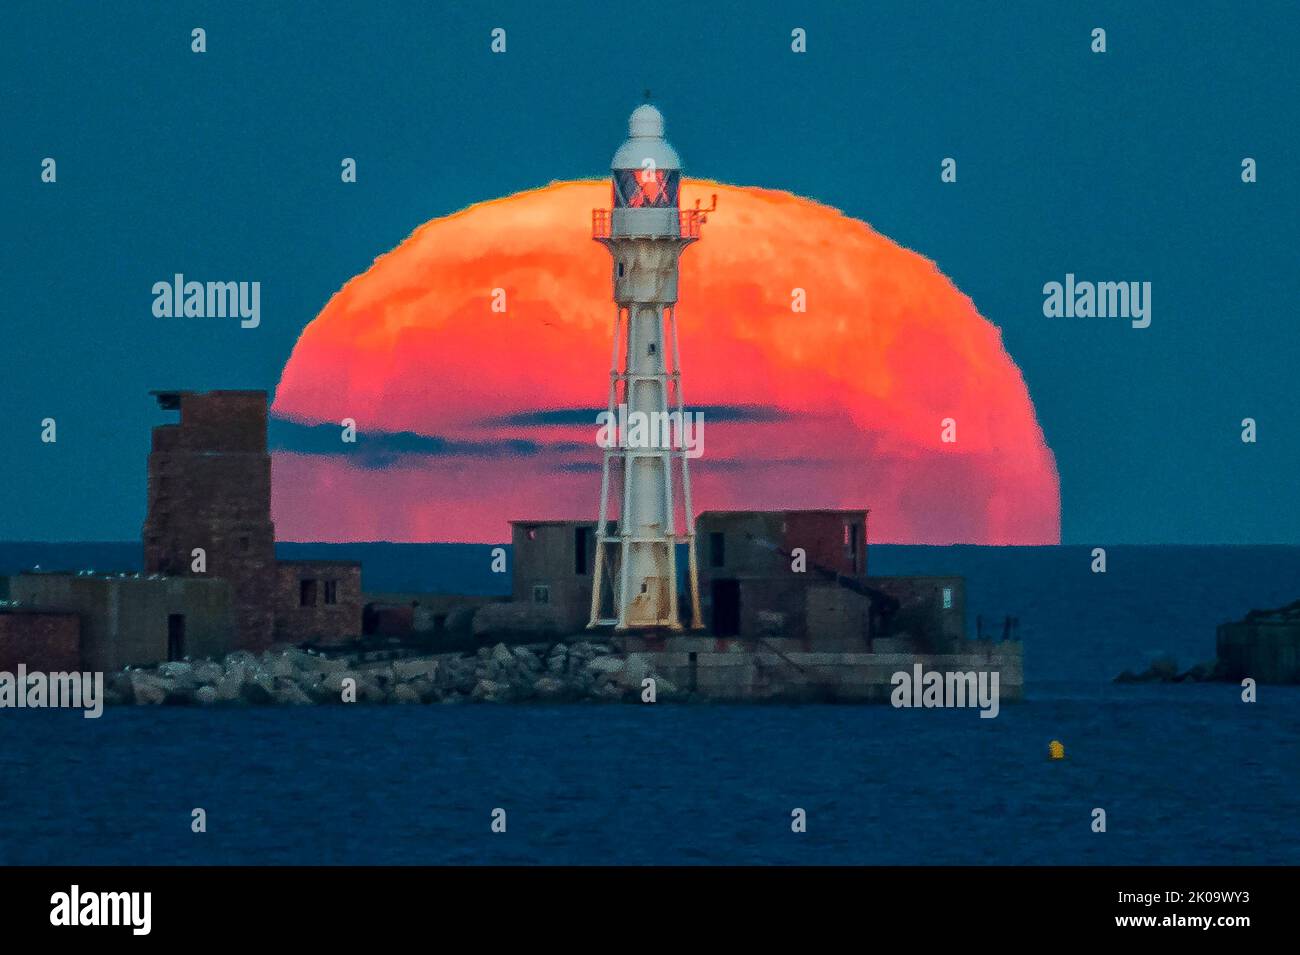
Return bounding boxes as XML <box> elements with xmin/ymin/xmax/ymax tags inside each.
<box><xmin>271</xmin><ymin>180</ymin><xmax>1059</xmax><ymax>545</ymax></box>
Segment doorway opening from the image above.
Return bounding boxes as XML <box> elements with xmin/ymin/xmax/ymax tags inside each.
<box><xmin>167</xmin><ymin>613</ymin><xmax>186</xmax><ymax>661</ymax></box>
<box><xmin>711</xmin><ymin>578</ymin><xmax>740</xmax><ymax>636</ymax></box>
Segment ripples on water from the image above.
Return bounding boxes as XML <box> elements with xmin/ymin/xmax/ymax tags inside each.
<box><xmin>1</xmin><ymin>686</ymin><xmax>1297</xmax><ymax>865</ymax></box>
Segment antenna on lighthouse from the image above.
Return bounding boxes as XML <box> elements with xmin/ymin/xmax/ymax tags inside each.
<box><xmin>587</xmin><ymin>104</ymin><xmax>704</xmax><ymax>632</ymax></box>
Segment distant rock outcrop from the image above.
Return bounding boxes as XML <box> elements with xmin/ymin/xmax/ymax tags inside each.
<box><xmin>1114</xmin><ymin>655</ymin><xmax>1221</xmax><ymax>684</ymax></box>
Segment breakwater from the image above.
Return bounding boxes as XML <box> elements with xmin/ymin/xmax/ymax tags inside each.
<box><xmin>100</xmin><ymin>638</ymin><xmax>1023</xmax><ymax>705</ymax></box>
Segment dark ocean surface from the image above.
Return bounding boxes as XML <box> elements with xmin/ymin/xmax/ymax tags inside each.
<box><xmin>1</xmin><ymin>543</ymin><xmax>1298</xmax><ymax>865</ymax></box>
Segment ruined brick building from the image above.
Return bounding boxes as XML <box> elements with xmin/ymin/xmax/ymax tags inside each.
<box><xmin>509</xmin><ymin>508</ymin><xmax>966</xmax><ymax>651</ymax></box>
<box><xmin>143</xmin><ymin>390</ymin><xmax>360</xmax><ymax>652</ymax></box>
<box><xmin>2</xmin><ymin>390</ymin><xmax>363</xmax><ymax>671</ymax></box>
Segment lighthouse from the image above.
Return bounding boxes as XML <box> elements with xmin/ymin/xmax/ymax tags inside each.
<box><xmin>588</xmin><ymin>104</ymin><xmax>709</xmax><ymax>631</ymax></box>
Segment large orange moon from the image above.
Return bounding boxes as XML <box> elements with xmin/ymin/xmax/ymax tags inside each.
<box><xmin>270</xmin><ymin>180</ymin><xmax>1059</xmax><ymax>545</ymax></box>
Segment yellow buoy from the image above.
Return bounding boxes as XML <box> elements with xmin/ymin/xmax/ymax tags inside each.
<box><xmin>1048</xmin><ymin>740</ymin><xmax>1065</xmax><ymax>760</ymax></box>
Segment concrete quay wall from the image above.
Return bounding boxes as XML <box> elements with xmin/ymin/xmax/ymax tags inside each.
<box><xmin>620</xmin><ymin>638</ymin><xmax>1023</xmax><ymax>703</ymax></box>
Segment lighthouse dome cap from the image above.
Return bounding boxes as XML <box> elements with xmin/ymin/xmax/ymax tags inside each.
<box><xmin>628</xmin><ymin>104</ymin><xmax>664</xmax><ymax>137</ymax></box>
<box><xmin>612</xmin><ymin>104</ymin><xmax>681</xmax><ymax>171</ymax></box>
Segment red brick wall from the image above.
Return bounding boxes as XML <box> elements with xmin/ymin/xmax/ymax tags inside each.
<box><xmin>274</xmin><ymin>562</ymin><xmax>362</xmax><ymax>645</ymax></box>
<box><xmin>0</xmin><ymin>612</ymin><xmax>81</xmax><ymax>671</ymax></box>
<box><xmin>781</xmin><ymin>511</ymin><xmax>867</xmax><ymax>578</ymax></box>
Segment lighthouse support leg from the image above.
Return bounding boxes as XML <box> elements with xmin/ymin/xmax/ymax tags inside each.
<box><xmin>589</xmin><ymin>306</ymin><xmax>624</xmax><ymax>628</ymax></box>
<box><xmin>668</xmin><ymin>304</ymin><xmax>704</xmax><ymax>629</ymax></box>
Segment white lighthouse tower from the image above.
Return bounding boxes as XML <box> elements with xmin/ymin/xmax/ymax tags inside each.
<box><xmin>588</xmin><ymin>104</ymin><xmax>709</xmax><ymax>631</ymax></box>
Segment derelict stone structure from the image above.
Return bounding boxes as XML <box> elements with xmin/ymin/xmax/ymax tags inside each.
<box><xmin>143</xmin><ymin>390</ymin><xmax>362</xmax><ymax>651</ymax></box>
<box><xmin>6</xmin><ymin>572</ymin><xmax>233</xmax><ymax>671</ymax></box>
<box><xmin>275</xmin><ymin>559</ymin><xmax>363</xmax><ymax>646</ymax></box>
<box><xmin>1217</xmin><ymin>601</ymin><xmax>1300</xmax><ymax>683</ymax></box>
<box><xmin>696</xmin><ymin>509</ymin><xmax>871</xmax><ymax>646</ymax></box>
<box><xmin>143</xmin><ymin>390</ymin><xmax>277</xmax><ymax>652</ymax></box>
<box><xmin>512</xmin><ymin>520</ymin><xmax>600</xmax><ymax>634</ymax></box>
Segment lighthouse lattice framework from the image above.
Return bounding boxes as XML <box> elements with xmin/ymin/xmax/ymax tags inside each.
<box><xmin>588</xmin><ymin>104</ymin><xmax>710</xmax><ymax>631</ymax></box>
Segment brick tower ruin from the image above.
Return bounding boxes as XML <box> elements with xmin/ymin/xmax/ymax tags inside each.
<box><xmin>143</xmin><ymin>390</ymin><xmax>277</xmax><ymax>652</ymax></box>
